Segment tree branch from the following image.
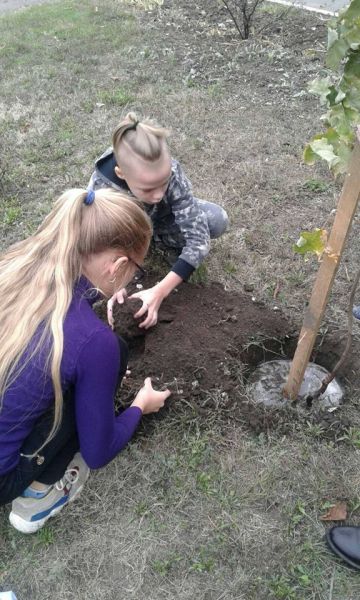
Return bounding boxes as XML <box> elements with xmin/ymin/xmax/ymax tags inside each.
<box><xmin>221</xmin><ymin>0</ymin><xmax>245</xmax><ymax>39</ymax></box>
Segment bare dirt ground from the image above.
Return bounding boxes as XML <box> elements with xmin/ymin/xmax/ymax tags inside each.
<box><xmin>1</xmin><ymin>1</ymin><xmax>360</xmax><ymax>599</ymax></box>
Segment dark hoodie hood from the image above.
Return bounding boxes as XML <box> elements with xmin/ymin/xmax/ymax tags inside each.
<box><xmin>95</xmin><ymin>148</ymin><xmax>130</xmax><ymax>192</ymax></box>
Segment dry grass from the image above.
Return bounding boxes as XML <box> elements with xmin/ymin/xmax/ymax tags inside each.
<box><xmin>3</xmin><ymin>418</ymin><xmax>360</xmax><ymax>598</ymax></box>
<box><xmin>1</xmin><ymin>0</ymin><xmax>360</xmax><ymax>598</ymax></box>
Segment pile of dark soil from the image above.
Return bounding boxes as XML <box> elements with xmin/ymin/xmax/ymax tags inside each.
<box><xmin>96</xmin><ymin>277</ymin><xmax>293</xmax><ymax>405</ymax></box>
<box><xmin>95</xmin><ymin>276</ymin><xmax>358</xmax><ymax>439</ymax></box>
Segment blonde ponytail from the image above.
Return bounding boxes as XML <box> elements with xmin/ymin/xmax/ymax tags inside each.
<box><xmin>0</xmin><ymin>188</ymin><xmax>152</xmax><ymax>452</ymax></box>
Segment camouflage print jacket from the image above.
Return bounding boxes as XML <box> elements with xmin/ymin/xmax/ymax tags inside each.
<box><xmin>88</xmin><ymin>147</ymin><xmax>210</xmax><ymax>280</ymax></box>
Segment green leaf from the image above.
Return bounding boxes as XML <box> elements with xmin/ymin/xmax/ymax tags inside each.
<box><xmin>344</xmin><ymin>105</ymin><xmax>360</xmax><ymax>124</ymax></box>
<box><xmin>332</xmin><ymin>139</ymin><xmax>353</xmax><ymax>175</ymax></box>
<box><xmin>325</xmin><ymin>85</ymin><xmax>345</xmax><ymax>106</ymax></box>
<box><xmin>327</xmin><ymin>27</ymin><xmax>338</xmax><ymax>49</ymax></box>
<box><xmin>304</xmin><ymin>0</ymin><xmax>360</xmax><ymax>174</ymax></box>
<box><xmin>327</xmin><ymin>103</ymin><xmax>353</xmax><ymax>136</ymax></box>
<box><xmin>335</xmin><ymin>88</ymin><xmax>346</xmax><ymax>103</ymax></box>
<box><xmin>309</xmin><ymin>138</ymin><xmax>340</xmax><ymax>168</ymax></box>
<box><xmin>342</xmin><ymin>0</ymin><xmax>360</xmax><ymax>22</ymax></box>
<box><xmin>322</xmin><ymin>127</ymin><xmax>340</xmax><ymax>145</ymax></box>
<box><xmin>325</xmin><ymin>86</ymin><xmax>337</xmax><ymax>106</ymax></box>
<box><xmin>346</xmin><ymin>24</ymin><xmax>360</xmax><ymax>50</ymax></box>
<box><xmin>293</xmin><ymin>229</ymin><xmax>328</xmax><ymax>257</ymax></box>
<box><xmin>342</xmin><ymin>52</ymin><xmax>360</xmax><ymax>110</ymax></box>
<box><xmin>303</xmin><ymin>144</ymin><xmax>317</xmax><ymax>165</ymax></box>
<box><xmin>308</xmin><ymin>77</ymin><xmax>332</xmax><ymax>104</ymax></box>
<box><xmin>327</xmin><ymin>37</ymin><xmax>350</xmax><ymax>69</ymax></box>
<box><xmin>345</xmin><ymin>20</ymin><xmax>360</xmax><ymax>47</ymax></box>
<box><xmin>344</xmin><ymin>51</ymin><xmax>360</xmax><ymax>80</ymax></box>
<box><xmin>343</xmin><ymin>88</ymin><xmax>360</xmax><ymax>112</ymax></box>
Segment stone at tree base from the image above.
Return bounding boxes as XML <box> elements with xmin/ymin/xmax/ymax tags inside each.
<box><xmin>247</xmin><ymin>359</ymin><xmax>344</xmax><ymax>408</ymax></box>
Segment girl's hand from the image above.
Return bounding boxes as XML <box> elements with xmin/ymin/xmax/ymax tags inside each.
<box><xmin>130</xmin><ymin>286</ymin><xmax>165</xmax><ymax>329</ymax></box>
<box><xmin>131</xmin><ymin>377</ymin><xmax>171</xmax><ymax>414</ymax></box>
<box><xmin>107</xmin><ymin>288</ymin><xmax>128</xmax><ymax>329</ymax></box>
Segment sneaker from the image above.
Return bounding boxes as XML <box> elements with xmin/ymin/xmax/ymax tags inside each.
<box><xmin>63</xmin><ymin>452</ymin><xmax>90</xmax><ymax>501</ymax></box>
<box><xmin>353</xmin><ymin>305</ymin><xmax>360</xmax><ymax>320</ymax></box>
<box><xmin>9</xmin><ymin>452</ymin><xmax>90</xmax><ymax>534</ymax></box>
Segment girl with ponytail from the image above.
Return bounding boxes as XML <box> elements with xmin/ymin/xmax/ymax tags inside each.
<box><xmin>0</xmin><ymin>188</ymin><xmax>171</xmax><ymax>534</ymax></box>
<box><xmin>88</xmin><ymin>112</ymin><xmax>229</xmax><ymax>329</ymax></box>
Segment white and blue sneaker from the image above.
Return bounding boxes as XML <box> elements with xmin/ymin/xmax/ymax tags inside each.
<box><xmin>9</xmin><ymin>452</ymin><xmax>90</xmax><ymax>534</ymax></box>
<box><xmin>353</xmin><ymin>305</ymin><xmax>360</xmax><ymax>320</ymax></box>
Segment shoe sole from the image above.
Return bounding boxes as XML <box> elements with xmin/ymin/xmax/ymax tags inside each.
<box><xmin>9</xmin><ymin>483</ymin><xmax>84</xmax><ymax>535</ymax></box>
<box><xmin>325</xmin><ymin>530</ymin><xmax>360</xmax><ymax>571</ymax></box>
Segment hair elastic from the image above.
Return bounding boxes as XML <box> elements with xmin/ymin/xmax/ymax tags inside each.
<box><xmin>84</xmin><ymin>189</ymin><xmax>95</xmax><ymax>205</ymax></box>
<box><xmin>126</xmin><ymin>120</ymin><xmax>139</xmax><ymax>133</ymax></box>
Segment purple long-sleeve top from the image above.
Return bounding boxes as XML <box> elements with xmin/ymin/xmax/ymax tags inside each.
<box><xmin>0</xmin><ymin>277</ymin><xmax>143</xmax><ymax>475</ymax></box>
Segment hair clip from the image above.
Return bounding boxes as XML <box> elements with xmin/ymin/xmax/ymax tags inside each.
<box><xmin>84</xmin><ymin>189</ymin><xmax>95</xmax><ymax>205</ymax></box>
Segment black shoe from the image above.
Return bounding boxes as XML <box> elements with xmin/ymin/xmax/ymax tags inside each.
<box><xmin>325</xmin><ymin>526</ymin><xmax>360</xmax><ymax>570</ymax></box>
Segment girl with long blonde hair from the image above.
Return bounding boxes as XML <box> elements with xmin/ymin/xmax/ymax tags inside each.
<box><xmin>0</xmin><ymin>187</ymin><xmax>171</xmax><ymax>534</ymax></box>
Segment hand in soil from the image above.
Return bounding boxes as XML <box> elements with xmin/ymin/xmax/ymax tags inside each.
<box><xmin>131</xmin><ymin>377</ymin><xmax>171</xmax><ymax>414</ymax></box>
<box><xmin>130</xmin><ymin>285</ymin><xmax>165</xmax><ymax>329</ymax></box>
<box><xmin>107</xmin><ymin>288</ymin><xmax>128</xmax><ymax>329</ymax></box>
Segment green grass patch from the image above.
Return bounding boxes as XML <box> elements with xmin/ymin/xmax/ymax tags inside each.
<box><xmin>303</xmin><ymin>178</ymin><xmax>330</xmax><ymax>193</ymax></box>
<box><xmin>0</xmin><ymin>0</ymin><xmax>142</xmax><ymax>224</ymax></box>
<box><xmin>339</xmin><ymin>427</ymin><xmax>360</xmax><ymax>449</ymax></box>
<box><xmin>98</xmin><ymin>87</ymin><xmax>135</xmax><ymax>107</ymax></box>
<box><xmin>0</xmin><ymin>1</ymin><xmax>136</xmax><ymax>78</ymax></box>
<box><xmin>207</xmin><ymin>82</ymin><xmax>223</xmax><ymax>98</ymax></box>
<box><xmin>189</xmin><ymin>262</ymin><xmax>208</xmax><ymax>284</ymax></box>
<box><xmin>1</xmin><ymin>197</ymin><xmax>22</xmax><ymax>227</ymax></box>
<box><xmin>224</xmin><ymin>260</ymin><xmax>237</xmax><ymax>274</ymax></box>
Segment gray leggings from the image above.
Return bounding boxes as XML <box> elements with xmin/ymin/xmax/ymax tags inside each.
<box><xmin>197</xmin><ymin>199</ymin><xmax>229</xmax><ymax>239</ymax></box>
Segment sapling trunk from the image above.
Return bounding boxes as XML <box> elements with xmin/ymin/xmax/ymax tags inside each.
<box><xmin>283</xmin><ymin>140</ymin><xmax>360</xmax><ymax>401</ymax></box>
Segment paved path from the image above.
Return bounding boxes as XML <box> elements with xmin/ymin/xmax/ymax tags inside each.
<box><xmin>0</xmin><ymin>0</ymin><xmax>55</xmax><ymax>13</ymax></box>
<box><xmin>270</xmin><ymin>0</ymin><xmax>349</xmax><ymax>15</ymax></box>
<box><xmin>0</xmin><ymin>0</ymin><xmax>351</xmax><ymax>18</ymax></box>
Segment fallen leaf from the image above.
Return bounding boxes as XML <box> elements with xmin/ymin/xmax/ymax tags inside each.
<box><xmin>293</xmin><ymin>228</ymin><xmax>328</xmax><ymax>259</ymax></box>
<box><xmin>320</xmin><ymin>501</ymin><xmax>347</xmax><ymax>521</ymax></box>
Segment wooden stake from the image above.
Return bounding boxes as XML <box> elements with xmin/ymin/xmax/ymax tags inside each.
<box><xmin>283</xmin><ymin>140</ymin><xmax>360</xmax><ymax>400</ymax></box>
